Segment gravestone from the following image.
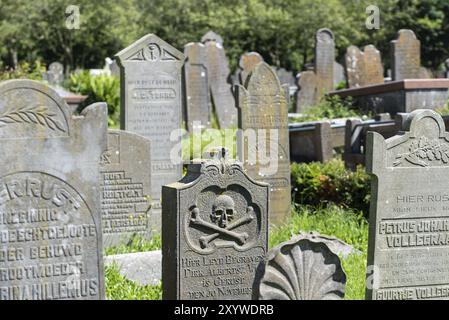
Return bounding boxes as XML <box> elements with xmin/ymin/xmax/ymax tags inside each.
<box><xmin>295</xmin><ymin>70</ymin><xmax>317</xmax><ymax>112</ymax></box>
<box><xmin>236</xmin><ymin>62</ymin><xmax>291</xmax><ymax>225</ymax></box>
<box><xmin>345</xmin><ymin>45</ymin><xmax>384</xmax><ymax>88</ymax></box>
<box><xmin>295</xmin><ymin>29</ymin><xmax>336</xmax><ymax>112</ymax></box>
<box><xmin>366</xmin><ymin>109</ymin><xmax>449</xmax><ymax>300</ymax></box>
<box><xmin>238</xmin><ymin>52</ymin><xmax>264</xmax><ymax>85</ymax></box>
<box><xmin>275</xmin><ymin>67</ymin><xmax>296</xmax><ymax>88</ymax></box>
<box><xmin>333</xmin><ymin>62</ymin><xmax>346</xmax><ymax>87</ymax></box>
<box><xmin>47</xmin><ymin>62</ymin><xmax>64</xmax><ymax>87</ymax></box>
<box><xmin>202</xmin><ymin>32</ymin><xmax>237</xmax><ymax>128</ymax></box>
<box><xmin>162</xmin><ymin>147</ymin><xmax>269</xmax><ymax>300</ymax></box>
<box><xmin>201</xmin><ymin>31</ymin><xmax>224</xmax><ymax>45</ymax></box>
<box><xmin>0</xmin><ymin>79</ymin><xmax>107</xmax><ymax>300</ymax></box>
<box><xmin>315</xmin><ymin>28</ymin><xmax>335</xmax><ymax>96</ymax></box>
<box><xmin>115</xmin><ymin>34</ymin><xmax>185</xmax><ymax>219</ymax></box>
<box><xmin>100</xmin><ymin>129</ymin><xmax>153</xmax><ymax>248</ymax></box>
<box><xmin>257</xmin><ymin>232</ymin><xmax>346</xmax><ymax>300</ymax></box>
<box><xmin>364</xmin><ymin>45</ymin><xmax>384</xmax><ymax>85</ymax></box>
<box><xmin>391</xmin><ymin>29</ymin><xmax>423</xmax><ymax>80</ymax></box>
<box><xmin>184</xmin><ymin>42</ymin><xmax>211</xmax><ymax>131</ymax></box>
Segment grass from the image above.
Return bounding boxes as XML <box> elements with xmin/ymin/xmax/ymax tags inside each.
<box><xmin>105</xmin><ymin>263</ymin><xmax>162</xmax><ymax>300</ymax></box>
<box><xmin>105</xmin><ymin>204</ymin><xmax>368</xmax><ymax>300</ymax></box>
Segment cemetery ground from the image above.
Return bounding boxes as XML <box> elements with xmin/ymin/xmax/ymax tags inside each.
<box><xmin>105</xmin><ymin>159</ymin><xmax>369</xmax><ymax>300</ymax></box>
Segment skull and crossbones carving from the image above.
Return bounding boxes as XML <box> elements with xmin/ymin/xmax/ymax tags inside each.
<box><xmin>190</xmin><ymin>195</ymin><xmax>254</xmax><ymax>249</ymax></box>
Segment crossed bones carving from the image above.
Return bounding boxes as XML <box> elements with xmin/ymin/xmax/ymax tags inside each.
<box><xmin>190</xmin><ymin>206</ymin><xmax>254</xmax><ymax>249</ymax></box>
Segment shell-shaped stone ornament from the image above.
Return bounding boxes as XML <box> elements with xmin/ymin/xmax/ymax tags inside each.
<box><xmin>258</xmin><ymin>232</ymin><xmax>346</xmax><ymax>300</ymax></box>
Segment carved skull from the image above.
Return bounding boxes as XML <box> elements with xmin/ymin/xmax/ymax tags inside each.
<box><xmin>211</xmin><ymin>195</ymin><xmax>235</xmax><ymax>228</ymax></box>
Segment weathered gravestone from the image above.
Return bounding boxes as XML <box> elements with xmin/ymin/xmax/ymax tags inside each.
<box><xmin>115</xmin><ymin>34</ymin><xmax>185</xmax><ymax>220</ymax></box>
<box><xmin>295</xmin><ymin>29</ymin><xmax>336</xmax><ymax>112</ymax></box>
<box><xmin>202</xmin><ymin>32</ymin><xmax>237</xmax><ymax>128</ymax></box>
<box><xmin>315</xmin><ymin>28</ymin><xmax>335</xmax><ymax>97</ymax></box>
<box><xmin>391</xmin><ymin>29</ymin><xmax>426</xmax><ymax>80</ymax></box>
<box><xmin>333</xmin><ymin>62</ymin><xmax>346</xmax><ymax>87</ymax></box>
<box><xmin>100</xmin><ymin>129</ymin><xmax>153</xmax><ymax>248</ymax></box>
<box><xmin>201</xmin><ymin>31</ymin><xmax>224</xmax><ymax>45</ymax></box>
<box><xmin>345</xmin><ymin>45</ymin><xmax>384</xmax><ymax>88</ymax></box>
<box><xmin>238</xmin><ymin>52</ymin><xmax>264</xmax><ymax>85</ymax></box>
<box><xmin>184</xmin><ymin>42</ymin><xmax>211</xmax><ymax>131</ymax></box>
<box><xmin>162</xmin><ymin>147</ymin><xmax>269</xmax><ymax>300</ymax></box>
<box><xmin>256</xmin><ymin>232</ymin><xmax>346</xmax><ymax>300</ymax></box>
<box><xmin>46</xmin><ymin>62</ymin><xmax>64</xmax><ymax>87</ymax></box>
<box><xmin>295</xmin><ymin>70</ymin><xmax>318</xmax><ymax>112</ymax></box>
<box><xmin>366</xmin><ymin>109</ymin><xmax>449</xmax><ymax>300</ymax></box>
<box><xmin>0</xmin><ymin>80</ymin><xmax>107</xmax><ymax>300</ymax></box>
<box><xmin>236</xmin><ymin>62</ymin><xmax>291</xmax><ymax>225</ymax></box>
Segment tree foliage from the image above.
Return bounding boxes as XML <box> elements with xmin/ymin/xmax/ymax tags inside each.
<box><xmin>0</xmin><ymin>0</ymin><xmax>448</xmax><ymax>73</ymax></box>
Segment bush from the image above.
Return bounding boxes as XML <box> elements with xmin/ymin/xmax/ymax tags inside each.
<box><xmin>291</xmin><ymin>159</ymin><xmax>371</xmax><ymax>216</ymax></box>
<box><xmin>0</xmin><ymin>61</ymin><xmax>45</xmax><ymax>81</ymax></box>
<box><xmin>68</xmin><ymin>71</ymin><xmax>120</xmax><ymax>127</ymax></box>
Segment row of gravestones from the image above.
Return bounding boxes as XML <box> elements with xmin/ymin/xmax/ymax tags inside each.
<box><xmin>2</xmin><ymin>29</ymin><xmax>448</xmax><ymax>300</ymax></box>
<box><xmin>0</xmin><ymin>77</ymin><xmax>339</xmax><ymax>300</ymax></box>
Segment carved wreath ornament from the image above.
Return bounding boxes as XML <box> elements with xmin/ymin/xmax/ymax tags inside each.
<box><xmin>0</xmin><ymin>105</ymin><xmax>66</xmax><ymax>132</ymax></box>
<box><xmin>394</xmin><ymin>136</ymin><xmax>449</xmax><ymax>167</ymax></box>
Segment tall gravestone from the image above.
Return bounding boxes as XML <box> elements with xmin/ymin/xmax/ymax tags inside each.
<box><xmin>100</xmin><ymin>130</ymin><xmax>153</xmax><ymax>248</ymax></box>
<box><xmin>0</xmin><ymin>80</ymin><xmax>107</xmax><ymax>300</ymax></box>
<box><xmin>391</xmin><ymin>29</ymin><xmax>424</xmax><ymax>80</ymax></box>
<box><xmin>345</xmin><ymin>45</ymin><xmax>384</xmax><ymax>88</ymax></box>
<box><xmin>238</xmin><ymin>52</ymin><xmax>264</xmax><ymax>85</ymax></box>
<box><xmin>295</xmin><ymin>29</ymin><xmax>336</xmax><ymax>112</ymax></box>
<box><xmin>115</xmin><ymin>34</ymin><xmax>185</xmax><ymax>220</ymax></box>
<box><xmin>236</xmin><ymin>62</ymin><xmax>291</xmax><ymax>225</ymax></box>
<box><xmin>162</xmin><ymin>148</ymin><xmax>269</xmax><ymax>300</ymax></box>
<box><xmin>202</xmin><ymin>32</ymin><xmax>237</xmax><ymax>128</ymax></box>
<box><xmin>315</xmin><ymin>28</ymin><xmax>335</xmax><ymax>97</ymax></box>
<box><xmin>333</xmin><ymin>62</ymin><xmax>346</xmax><ymax>87</ymax></box>
<box><xmin>184</xmin><ymin>42</ymin><xmax>211</xmax><ymax>131</ymax></box>
<box><xmin>366</xmin><ymin>109</ymin><xmax>449</xmax><ymax>300</ymax></box>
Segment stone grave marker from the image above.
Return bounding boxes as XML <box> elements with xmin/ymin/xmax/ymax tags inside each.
<box><xmin>445</xmin><ymin>59</ymin><xmax>449</xmax><ymax>78</ymax></box>
<box><xmin>366</xmin><ymin>109</ymin><xmax>449</xmax><ymax>300</ymax></box>
<box><xmin>201</xmin><ymin>31</ymin><xmax>224</xmax><ymax>45</ymax></box>
<box><xmin>184</xmin><ymin>42</ymin><xmax>211</xmax><ymax>131</ymax></box>
<box><xmin>238</xmin><ymin>52</ymin><xmax>264</xmax><ymax>85</ymax></box>
<box><xmin>162</xmin><ymin>147</ymin><xmax>269</xmax><ymax>300</ymax></box>
<box><xmin>100</xmin><ymin>129</ymin><xmax>153</xmax><ymax>248</ymax></box>
<box><xmin>315</xmin><ymin>28</ymin><xmax>335</xmax><ymax>96</ymax></box>
<box><xmin>0</xmin><ymin>79</ymin><xmax>107</xmax><ymax>300</ymax></box>
<box><xmin>115</xmin><ymin>34</ymin><xmax>185</xmax><ymax>219</ymax></box>
<box><xmin>391</xmin><ymin>29</ymin><xmax>423</xmax><ymax>80</ymax></box>
<box><xmin>257</xmin><ymin>232</ymin><xmax>346</xmax><ymax>300</ymax></box>
<box><xmin>202</xmin><ymin>32</ymin><xmax>237</xmax><ymax>128</ymax></box>
<box><xmin>333</xmin><ymin>62</ymin><xmax>346</xmax><ymax>87</ymax></box>
<box><xmin>345</xmin><ymin>45</ymin><xmax>384</xmax><ymax>88</ymax></box>
<box><xmin>47</xmin><ymin>62</ymin><xmax>64</xmax><ymax>87</ymax></box>
<box><xmin>236</xmin><ymin>62</ymin><xmax>291</xmax><ymax>225</ymax></box>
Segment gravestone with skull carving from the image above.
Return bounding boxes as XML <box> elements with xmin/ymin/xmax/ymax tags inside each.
<box><xmin>162</xmin><ymin>147</ymin><xmax>269</xmax><ymax>300</ymax></box>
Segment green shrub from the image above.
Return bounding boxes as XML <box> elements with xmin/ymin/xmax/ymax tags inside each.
<box><xmin>0</xmin><ymin>61</ymin><xmax>45</xmax><ymax>81</ymax></box>
<box><xmin>68</xmin><ymin>71</ymin><xmax>120</xmax><ymax>127</ymax></box>
<box><xmin>291</xmin><ymin>159</ymin><xmax>371</xmax><ymax>216</ymax></box>
<box><xmin>290</xmin><ymin>95</ymin><xmax>370</xmax><ymax>122</ymax></box>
